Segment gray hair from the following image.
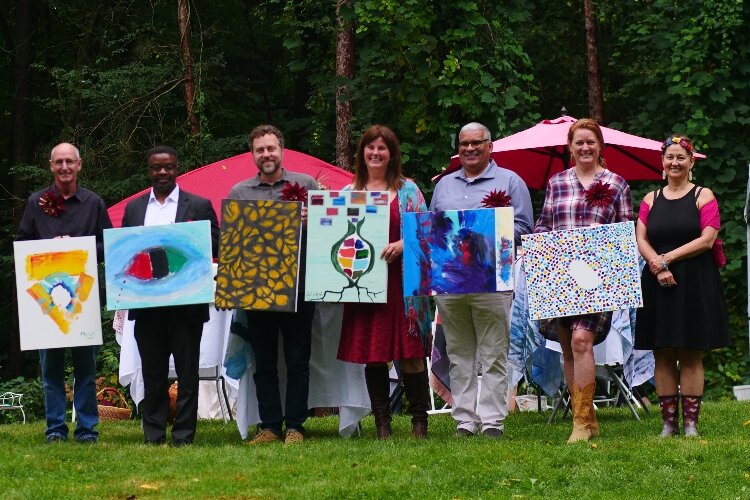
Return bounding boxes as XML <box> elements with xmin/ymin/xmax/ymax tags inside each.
<box><xmin>460</xmin><ymin>122</ymin><xmax>491</xmax><ymax>141</ymax></box>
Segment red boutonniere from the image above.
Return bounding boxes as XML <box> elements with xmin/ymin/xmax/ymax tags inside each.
<box><xmin>280</xmin><ymin>182</ymin><xmax>308</xmax><ymax>203</ymax></box>
<box><xmin>584</xmin><ymin>180</ymin><xmax>616</xmax><ymax>208</ymax></box>
<box><xmin>39</xmin><ymin>190</ymin><xmax>66</xmax><ymax>217</ymax></box>
<box><xmin>481</xmin><ymin>189</ymin><xmax>512</xmax><ymax>208</ymax></box>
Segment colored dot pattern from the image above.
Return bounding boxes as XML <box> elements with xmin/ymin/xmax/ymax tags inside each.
<box><xmin>521</xmin><ymin>221</ymin><xmax>642</xmax><ymax>320</ymax></box>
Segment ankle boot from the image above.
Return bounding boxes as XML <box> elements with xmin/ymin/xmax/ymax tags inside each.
<box><xmin>402</xmin><ymin>370</ymin><xmax>429</xmax><ymax>438</ymax></box>
<box><xmin>658</xmin><ymin>395</ymin><xmax>679</xmax><ymax>437</ymax></box>
<box><xmin>567</xmin><ymin>382</ymin><xmax>595</xmax><ymax>444</ymax></box>
<box><xmin>681</xmin><ymin>395</ymin><xmax>702</xmax><ymax>437</ymax></box>
<box><xmin>364</xmin><ymin>365</ymin><xmax>392</xmax><ymax>439</ymax></box>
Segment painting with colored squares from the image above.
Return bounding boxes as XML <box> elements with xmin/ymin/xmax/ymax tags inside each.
<box><xmin>14</xmin><ymin>236</ymin><xmax>103</xmax><ymax>350</ymax></box>
<box><xmin>103</xmin><ymin>221</ymin><xmax>214</xmax><ymax>310</ymax></box>
<box><xmin>520</xmin><ymin>221</ymin><xmax>642</xmax><ymax>320</ymax></box>
<box><xmin>215</xmin><ymin>199</ymin><xmax>302</xmax><ymax>312</ymax></box>
<box><xmin>402</xmin><ymin>207</ymin><xmax>515</xmax><ymax>296</ymax></box>
<box><xmin>305</xmin><ymin>190</ymin><xmax>389</xmax><ymax>303</ymax></box>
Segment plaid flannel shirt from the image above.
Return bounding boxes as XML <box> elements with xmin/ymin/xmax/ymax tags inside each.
<box><xmin>534</xmin><ymin>168</ymin><xmax>633</xmax><ymax>233</ymax></box>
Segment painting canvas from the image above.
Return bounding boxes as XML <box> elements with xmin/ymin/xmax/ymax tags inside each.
<box><xmin>305</xmin><ymin>190</ymin><xmax>389</xmax><ymax>303</ymax></box>
<box><xmin>215</xmin><ymin>199</ymin><xmax>302</xmax><ymax>312</ymax></box>
<box><xmin>104</xmin><ymin>221</ymin><xmax>214</xmax><ymax>310</ymax></box>
<box><xmin>521</xmin><ymin>221</ymin><xmax>642</xmax><ymax>320</ymax></box>
<box><xmin>14</xmin><ymin>236</ymin><xmax>102</xmax><ymax>350</ymax></box>
<box><xmin>402</xmin><ymin>207</ymin><xmax>514</xmax><ymax>296</ymax></box>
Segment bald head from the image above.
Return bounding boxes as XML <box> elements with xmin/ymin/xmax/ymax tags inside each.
<box><xmin>49</xmin><ymin>142</ymin><xmax>82</xmax><ymax>195</ymax></box>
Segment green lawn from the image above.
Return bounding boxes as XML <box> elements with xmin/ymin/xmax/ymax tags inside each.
<box><xmin>1</xmin><ymin>401</ymin><xmax>749</xmax><ymax>499</ymax></box>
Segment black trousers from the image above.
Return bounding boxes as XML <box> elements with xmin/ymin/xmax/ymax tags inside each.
<box><xmin>247</xmin><ymin>302</ymin><xmax>315</xmax><ymax>434</ymax></box>
<box><xmin>134</xmin><ymin>309</ymin><xmax>203</xmax><ymax>443</ymax></box>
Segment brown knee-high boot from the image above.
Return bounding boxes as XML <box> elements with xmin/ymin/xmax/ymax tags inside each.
<box><xmin>364</xmin><ymin>365</ymin><xmax>392</xmax><ymax>439</ymax></box>
<box><xmin>568</xmin><ymin>382</ymin><xmax>596</xmax><ymax>444</ymax></box>
<box><xmin>402</xmin><ymin>370</ymin><xmax>429</xmax><ymax>438</ymax></box>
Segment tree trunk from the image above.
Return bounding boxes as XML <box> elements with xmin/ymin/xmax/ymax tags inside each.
<box><xmin>12</xmin><ymin>0</ymin><xmax>31</xmax><ymax>167</ymax></box>
<box><xmin>583</xmin><ymin>0</ymin><xmax>604</xmax><ymax>123</ymax></box>
<box><xmin>4</xmin><ymin>0</ymin><xmax>33</xmax><ymax>378</ymax></box>
<box><xmin>178</xmin><ymin>0</ymin><xmax>200</xmax><ymax>136</ymax></box>
<box><xmin>335</xmin><ymin>0</ymin><xmax>355</xmax><ymax>171</ymax></box>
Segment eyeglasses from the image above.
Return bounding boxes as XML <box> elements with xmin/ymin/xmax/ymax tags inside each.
<box><xmin>148</xmin><ymin>164</ymin><xmax>177</xmax><ymax>171</ymax></box>
<box><xmin>51</xmin><ymin>159</ymin><xmax>80</xmax><ymax>166</ymax></box>
<box><xmin>458</xmin><ymin>139</ymin><xmax>489</xmax><ymax>149</ymax></box>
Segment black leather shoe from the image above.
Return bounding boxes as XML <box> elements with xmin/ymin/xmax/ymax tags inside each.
<box><xmin>454</xmin><ymin>428</ymin><xmax>475</xmax><ymax>437</ymax></box>
<box><xmin>144</xmin><ymin>437</ymin><xmax>166</xmax><ymax>445</ymax></box>
<box><xmin>482</xmin><ymin>428</ymin><xmax>503</xmax><ymax>439</ymax></box>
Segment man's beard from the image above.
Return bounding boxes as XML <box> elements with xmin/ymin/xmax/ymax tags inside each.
<box><xmin>258</xmin><ymin>160</ymin><xmax>281</xmax><ymax>175</ymax></box>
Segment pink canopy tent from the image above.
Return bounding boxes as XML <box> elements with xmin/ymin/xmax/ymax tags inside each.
<box><xmin>435</xmin><ymin>115</ymin><xmax>706</xmax><ymax>190</ymax></box>
<box><xmin>108</xmin><ymin>149</ymin><xmax>353</xmax><ymax>227</ymax></box>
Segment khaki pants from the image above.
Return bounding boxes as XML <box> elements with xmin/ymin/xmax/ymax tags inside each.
<box><xmin>435</xmin><ymin>292</ymin><xmax>511</xmax><ymax>433</ymax></box>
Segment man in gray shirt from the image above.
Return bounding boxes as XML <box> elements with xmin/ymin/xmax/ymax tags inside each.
<box><xmin>430</xmin><ymin>122</ymin><xmax>533</xmax><ymax>438</ymax></box>
<box><xmin>227</xmin><ymin>125</ymin><xmax>318</xmax><ymax>446</ymax></box>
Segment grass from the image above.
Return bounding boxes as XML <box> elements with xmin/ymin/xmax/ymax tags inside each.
<box><xmin>1</xmin><ymin>401</ymin><xmax>749</xmax><ymax>499</ymax></box>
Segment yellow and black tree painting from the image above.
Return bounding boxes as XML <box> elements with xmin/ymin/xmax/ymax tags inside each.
<box><xmin>215</xmin><ymin>199</ymin><xmax>302</xmax><ymax>312</ymax></box>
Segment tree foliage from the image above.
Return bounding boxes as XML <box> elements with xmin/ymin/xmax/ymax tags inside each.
<box><xmin>0</xmin><ymin>0</ymin><xmax>748</xmax><ymax>395</ymax></box>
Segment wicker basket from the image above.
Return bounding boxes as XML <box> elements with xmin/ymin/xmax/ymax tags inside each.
<box><xmin>97</xmin><ymin>387</ymin><xmax>132</xmax><ymax>421</ymax></box>
<box><xmin>167</xmin><ymin>382</ymin><xmax>178</xmax><ymax>424</ymax></box>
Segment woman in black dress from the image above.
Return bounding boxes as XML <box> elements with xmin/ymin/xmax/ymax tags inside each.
<box><xmin>635</xmin><ymin>135</ymin><xmax>730</xmax><ymax>437</ymax></box>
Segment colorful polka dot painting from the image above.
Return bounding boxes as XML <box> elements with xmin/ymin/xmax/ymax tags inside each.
<box><xmin>520</xmin><ymin>221</ymin><xmax>642</xmax><ymax>320</ymax></box>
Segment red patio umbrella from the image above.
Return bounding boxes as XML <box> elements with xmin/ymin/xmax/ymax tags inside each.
<box><xmin>108</xmin><ymin>149</ymin><xmax>353</xmax><ymax>227</ymax></box>
<box><xmin>434</xmin><ymin>115</ymin><xmax>706</xmax><ymax>190</ymax></box>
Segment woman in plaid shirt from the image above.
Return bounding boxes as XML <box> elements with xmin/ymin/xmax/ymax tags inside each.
<box><xmin>534</xmin><ymin>118</ymin><xmax>633</xmax><ymax>443</ymax></box>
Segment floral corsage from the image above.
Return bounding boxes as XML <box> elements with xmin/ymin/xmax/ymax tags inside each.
<box><xmin>481</xmin><ymin>189</ymin><xmax>512</xmax><ymax>208</ymax></box>
<box><xmin>39</xmin><ymin>190</ymin><xmax>66</xmax><ymax>217</ymax></box>
<box><xmin>584</xmin><ymin>180</ymin><xmax>615</xmax><ymax>208</ymax></box>
<box><xmin>280</xmin><ymin>182</ymin><xmax>309</xmax><ymax>203</ymax></box>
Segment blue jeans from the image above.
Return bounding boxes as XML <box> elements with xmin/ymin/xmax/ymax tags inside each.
<box><xmin>39</xmin><ymin>346</ymin><xmax>99</xmax><ymax>441</ymax></box>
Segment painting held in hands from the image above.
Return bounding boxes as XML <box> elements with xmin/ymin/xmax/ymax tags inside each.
<box><xmin>305</xmin><ymin>190</ymin><xmax>389</xmax><ymax>302</ymax></box>
<box><xmin>402</xmin><ymin>207</ymin><xmax>514</xmax><ymax>296</ymax></box>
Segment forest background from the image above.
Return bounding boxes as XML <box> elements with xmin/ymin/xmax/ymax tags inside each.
<box><xmin>0</xmin><ymin>0</ymin><xmax>748</xmax><ymax>405</ymax></box>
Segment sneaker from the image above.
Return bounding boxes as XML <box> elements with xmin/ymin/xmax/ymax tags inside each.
<box><xmin>284</xmin><ymin>429</ymin><xmax>305</xmax><ymax>445</ymax></box>
<box><xmin>76</xmin><ymin>436</ymin><xmax>98</xmax><ymax>444</ymax></box>
<box><xmin>247</xmin><ymin>428</ymin><xmax>281</xmax><ymax>445</ymax></box>
<box><xmin>482</xmin><ymin>428</ymin><xmax>503</xmax><ymax>439</ymax></box>
<box><xmin>454</xmin><ymin>428</ymin><xmax>475</xmax><ymax>438</ymax></box>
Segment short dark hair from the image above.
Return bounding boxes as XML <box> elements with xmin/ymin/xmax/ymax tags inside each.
<box><xmin>249</xmin><ymin>125</ymin><xmax>285</xmax><ymax>149</ymax></box>
<box><xmin>147</xmin><ymin>145</ymin><xmax>178</xmax><ymax>161</ymax></box>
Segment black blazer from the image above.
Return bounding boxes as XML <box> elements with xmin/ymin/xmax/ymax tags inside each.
<box><xmin>121</xmin><ymin>188</ymin><xmax>219</xmax><ymax>323</ymax></box>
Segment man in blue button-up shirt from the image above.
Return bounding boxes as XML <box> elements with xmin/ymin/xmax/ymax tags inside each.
<box><xmin>430</xmin><ymin>122</ymin><xmax>533</xmax><ymax>438</ymax></box>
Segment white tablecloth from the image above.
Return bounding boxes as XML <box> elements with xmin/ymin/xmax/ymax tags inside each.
<box><xmin>227</xmin><ymin>303</ymin><xmax>370</xmax><ymax>438</ymax></box>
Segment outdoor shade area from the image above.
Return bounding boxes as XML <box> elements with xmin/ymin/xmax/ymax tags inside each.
<box><xmin>436</xmin><ymin>115</ymin><xmax>707</xmax><ymax>190</ymax></box>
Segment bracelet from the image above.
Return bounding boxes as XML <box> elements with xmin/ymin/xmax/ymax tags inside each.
<box><xmin>660</xmin><ymin>254</ymin><xmax>669</xmax><ymax>271</ymax></box>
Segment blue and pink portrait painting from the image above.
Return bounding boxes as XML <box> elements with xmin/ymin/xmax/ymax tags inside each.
<box><xmin>402</xmin><ymin>207</ymin><xmax>514</xmax><ymax>296</ymax></box>
<box><xmin>103</xmin><ymin>221</ymin><xmax>214</xmax><ymax>310</ymax></box>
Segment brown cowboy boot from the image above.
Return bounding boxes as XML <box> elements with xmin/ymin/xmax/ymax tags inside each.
<box><xmin>364</xmin><ymin>365</ymin><xmax>392</xmax><ymax>439</ymax></box>
<box><xmin>402</xmin><ymin>370</ymin><xmax>429</xmax><ymax>438</ymax></box>
<box><xmin>567</xmin><ymin>382</ymin><xmax>595</xmax><ymax>444</ymax></box>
